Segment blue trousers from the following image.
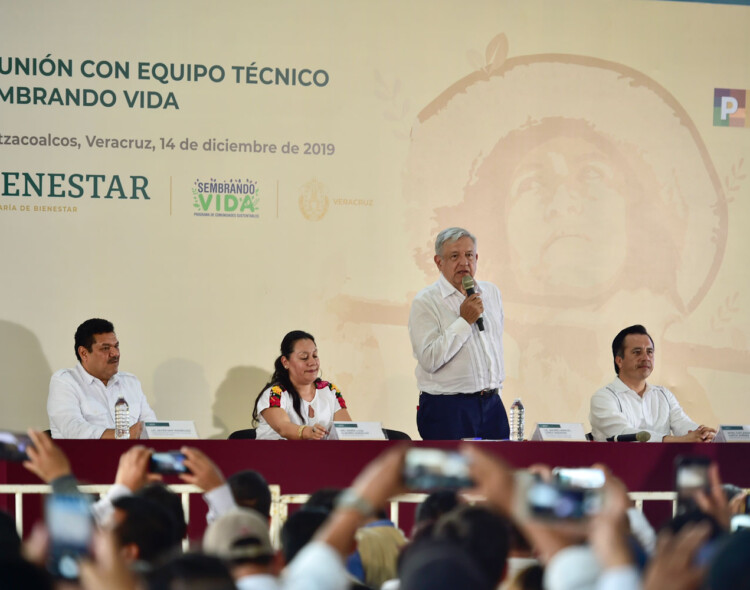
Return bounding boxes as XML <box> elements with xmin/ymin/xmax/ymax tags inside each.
<box><xmin>417</xmin><ymin>391</ymin><xmax>510</xmax><ymax>440</ymax></box>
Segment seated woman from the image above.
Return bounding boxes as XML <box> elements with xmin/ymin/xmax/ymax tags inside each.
<box><xmin>252</xmin><ymin>330</ymin><xmax>352</xmax><ymax>440</ymax></box>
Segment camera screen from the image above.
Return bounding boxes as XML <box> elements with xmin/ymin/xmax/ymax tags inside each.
<box><xmin>149</xmin><ymin>452</ymin><xmax>189</xmax><ymax>474</ymax></box>
<box><xmin>0</xmin><ymin>431</ymin><xmax>32</xmax><ymax>461</ymax></box>
<box><xmin>553</xmin><ymin>468</ymin><xmax>605</xmax><ymax>489</ymax></box>
<box><xmin>676</xmin><ymin>464</ymin><xmax>709</xmax><ymax>492</ymax></box>
<box><xmin>527</xmin><ymin>481</ymin><xmax>603</xmax><ymax>520</ymax></box>
<box><xmin>403</xmin><ymin>448</ymin><xmax>473</xmax><ymax>490</ymax></box>
<box><xmin>46</xmin><ymin>495</ymin><xmax>93</xmax><ymax>579</ymax></box>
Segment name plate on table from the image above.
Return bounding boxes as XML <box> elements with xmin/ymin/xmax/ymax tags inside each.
<box><xmin>329</xmin><ymin>421</ymin><xmax>386</xmax><ymax>441</ymax></box>
<box><xmin>531</xmin><ymin>423</ymin><xmax>587</xmax><ymax>441</ymax></box>
<box><xmin>713</xmin><ymin>425</ymin><xmax>750</xmax><ymax>442</ymax></box>
<box><xmin>143</xmin><ymin>421</ymin><xmax>198</xmax><ymax>439</ymax></box>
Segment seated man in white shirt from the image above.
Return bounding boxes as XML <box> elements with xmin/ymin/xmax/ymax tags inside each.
<box><xmin>47</xmin><ymin>318</ymin><xmax>156</xmax><ymax>439</ymax></box>
<box><xmin>589</xmin><ymin>324</ymin><xmax>715</xmax><ymax>442</ymax></box>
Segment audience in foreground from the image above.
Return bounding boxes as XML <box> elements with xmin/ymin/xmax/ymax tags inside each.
<box><xmin>2</xmin><ymin>428</ymin><xmax>749</xmax><ymax>590</ymax></box>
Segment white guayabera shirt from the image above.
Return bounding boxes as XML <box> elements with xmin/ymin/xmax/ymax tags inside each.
<box><xmin>48</xmin><ymin>362</ymin><xmax>156</xmax><ymax>439</ymax></box>
<box><xmin>589</xmin><ymin>377</ymin><xmax>698</xmax><ymax>442</ymax></box>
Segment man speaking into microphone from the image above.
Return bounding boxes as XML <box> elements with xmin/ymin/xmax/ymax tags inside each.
<box><xmin>409</xmin><ymin>227</ymin><xmax>509</xmax><ymax>440</ymax></box>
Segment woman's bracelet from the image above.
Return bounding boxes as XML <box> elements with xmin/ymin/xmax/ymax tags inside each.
<box><xmin>297</xmin><ymin>424</ymin><xmax>306</xmax><ymax>439</ymax></box>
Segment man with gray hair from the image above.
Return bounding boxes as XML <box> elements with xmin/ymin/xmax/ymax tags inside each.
<box><xmin>409</xmin><ymin>227</ymin><xmax>508</xmax><ymax>440</ymax></box>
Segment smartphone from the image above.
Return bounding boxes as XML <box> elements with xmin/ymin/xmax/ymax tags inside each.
<box><xmin>553</xmin><ymin>467</ymin><xmax>606</xmax><ymax>489</ymax></box>
<box><xmin>46</xmin><ymin>494</ymin><xmax>93</xmax><ymax>580</ymax></box>
<box><xmin>402</xmin><ymin>448</ymin><xmax>473</xmax><ymax>490</ymax></box>
<box><xmin>675</xmin><ymin>455</ymin><xmax>711</xmax><ymax>513</ymax></box>
<box><xmin>516</xmin><ymin>469</ymin><xmax>604</xmax><ymax>521</ymax></box>
<box><xmin>0</xmin><ymin>431</ymin><xmax>33</xmax><ymax>461</ymax></box>
<box><xmin>149</xmin><ymin>451</ymin><xmax>190</xmax><ymax>475</ymax></box>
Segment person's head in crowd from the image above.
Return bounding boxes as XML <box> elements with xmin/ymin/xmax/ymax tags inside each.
<box><xmin>354</xmin><ymin>518</ymin><xmax>407</xmax><ymax>588</ymax></box>
<box><xmin>227</xmin><ymin>469</ymin><xmax>272</xmax><ymax>520</ymax></box>
<box><xmin>0</xmin><ymin>509</ymin><xmax>21</xmax><ymax>558</ymax></box>
<box><xmin>415</xmin><ymin>490</ymin><xmax>459</xmax><ymax>525</ymax></box>
<box><xmin>303</xmin><ymin>487</ymin><xmax>343</xmax><ymax>515</ymax></box>
<box><xmin>431</xmin><ymin>505</ymin><xmax>511</xmax><ymax>587</ymax></box>
<box><xmin>611</xmin><ymin>324</ymin><xmax>654</xmax><ymax>376</ymax></box>
<box><xmin>658</xmin><ymin>508</ymin><xmax>726</xmax><ymax>573</ymax></box>
<box><xmin>507</xmin><ymin>563</ymin><xmax>544</xmax><ymax>590</ymax></box>
<box><xmin>0</xmin><ymin>558</ymin><xmax>53</xmax><ymax>590</ymax></box>
<box><xmin>137</xmin><ymin>481</ymin><xmax>187</xmax><ymax>544</ymax></box>
<box><xmin>111</xmin><ymin>495</ymin><xmax>181</xmax><ymax>566</ymax></box>
<box><xmin>412</xmin><ymin>489</ymin><xmax>459</xmax><ymax>538</ymax></box>
<box><xmin>399</xmin><ymin>539</ymin><xmax>495</xmax><ymax>590</ymax></box>
<box><xmin>706</xmin><ymin>529</ymin><xmax>750</xmax><ymax>589</ymax></box>
<box><xmin>662</xmin><ymin>508</ymin><xmax>724</xmax><ymax>540</ymax></box>
<box><xmin>203</xmin><ymin>507</ymin><xmax>282</xmax><ymax>581</ymax></box>
<box><xmin>507</xmin><ymin>521</ymin><xmax>534</xmax><ymax>557</ymax></box>
<box><xmin>280</xmin><ymin>508</ymin><xmax>329</xmax><ymax>564</ymax></box>
<box><xmin>74</xmin><ymin>318</ymin><xmax>120</xmax><ymax>385</ymax></box>
<box><xmin>252</xmin><ymin>330</ymin><xmax>320</xmax><ymax>425</ymax></box>
<box><xmin>144</xmin><ymin>552</ymin><xmax>236</xmax><ymax>590</ymax></box>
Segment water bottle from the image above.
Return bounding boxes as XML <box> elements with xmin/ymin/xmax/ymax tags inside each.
<box><xmin>509</xmin><ymin>398</ymin><xmax>524</xmax><ymax>441</ymax></box>
<box><xmin>114</xmin><ymin>396</ymin><xmax>130</xmax><ymax>439</ymax></box>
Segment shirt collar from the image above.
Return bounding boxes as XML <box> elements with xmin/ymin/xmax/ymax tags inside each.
<box><xmin>613</xmin><ymin>376</ymin><xmax>653</xmax><ymax>395</ymax></box>
<box><xmin>437</xmin><ymin>273</ymin><xmax>481</xmax><ymax>299</ymax></box>
<box><xmin>75</xmin><ymin>362</ymin><xmax>118</xmax><ymax>387</ymax></box>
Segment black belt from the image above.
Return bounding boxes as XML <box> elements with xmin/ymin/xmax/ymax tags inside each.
<box><xmin>422</xmin><ymin>388</ymin><xmax>498</xmax><ymax>397</ymax></box>
<box><xmin>471</xmin><ymin>388</ymin><xmax>498</xmax><ymax>397</ymax></box>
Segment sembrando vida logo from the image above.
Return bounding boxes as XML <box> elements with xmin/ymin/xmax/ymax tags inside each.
<box><xmin>192</xmin><ymin>178</ymin><xmax>259</xmax><ymax>218</ymax></box>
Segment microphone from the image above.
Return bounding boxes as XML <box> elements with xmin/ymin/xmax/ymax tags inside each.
<box><xmin>461</xmin><ymin>275</ymin><xmax>484</xmax><ymax>332</ymax></box>
<box><xmin>606</xmin><ymin>431</ymin><xmax>651</xmax><ymax>442</ymax></box>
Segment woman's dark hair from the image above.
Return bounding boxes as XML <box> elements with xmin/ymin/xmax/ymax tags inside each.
<box><xmin>252</xmin><ymin>330</ymin><xmax>316</xmax><ymax>424</ymax></box>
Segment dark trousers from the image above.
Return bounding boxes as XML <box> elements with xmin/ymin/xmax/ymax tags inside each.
<box><xmin>416</xmin><ymin>391</ymin><xmax>510</xmax><ymax>440</ymax></box>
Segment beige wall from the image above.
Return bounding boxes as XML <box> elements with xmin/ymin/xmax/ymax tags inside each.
<box><xmin>1</xmin><ymin>0</ymin><xmax>749</xmax><ymax>439</ymax></box>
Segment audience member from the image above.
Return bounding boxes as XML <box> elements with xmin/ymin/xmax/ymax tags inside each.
<box><xmin>1</xmin><ymin>557</ymin><xmax>54</xmax><ymax>590</ymax></box>
<box><xmin>7</xmin><ymin>427</ymin><xmax>750</xmax><ymax>590</ymax></box>
<box><xmin>0</xmin><ymin>509</ymin><xmax>22</xmax><ymax>558</ymax></box>
<box><xmin>203</xmin><ymin>506</ymin><xmax>282</xmax><ymax>590</ymax></box>
<box><xmin>431</xmin><ymin>505</ymin><xmax>510</xmax><ymax>588</ymax></box>
<box><xmin>706</xmin><ymin>529</ymin><xmax>750</xmax><ymax>589</ymax></box>
<box><xmin>303</xmin><ymin>487</ymin><xmax>342</xmax><ymax>514</ymax></box>
<box><xmin>144</xmin><ymin>552</ymin><xmax>237</xmax><ymax>590</ymax></box>
<box><xmin>91</xmin><ymin>445</ymin><xmax>164</xmax><ymax>526</ymax></box>
<box><xmin>179</xmin><ymin>446</ymin><xmax>238</xmax><ymax>522</ymax></box>
<box><xmin>411</xmin><ymin>489</ymin><xmax>458</xmax><ymax>539</ymax></box>
<box><xmin>111</xmin><ymin>495</ymin><xmax>182</xmax><ymax>568</ymax></box>
<box><xmin>506</xmin><ymin>563</ymin><xmax>544</xmax><ymax>590</ymax></box>
<box><xmin>347</xmin><ymin>507</ymin><xmax>407</xmax><ymax>588</ymax></box>
<box><xmin>228</xmin><ymin>469</ymin><xmax>273</xmax><ymax>519</ymax></box>
<box><xmin>137</xmin><ymin>482</ymin><xmax>187</xmax><ymax>545</ymax></box>
<box><xmin>500</xmin><ymin>522</ymin><xmax>539</xmax><ymax>590</ymax></box>
<box><xmin>399</xmin><ymin>539</ymin><xmax>495</xmax><ymax>590</ymax></box>
<box><xmin>280</xmin><ymin>509</ymin><xmax>329</xmax><ymax>564</ymax></box>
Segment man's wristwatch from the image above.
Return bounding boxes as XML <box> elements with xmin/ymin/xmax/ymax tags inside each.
<box><xmin>335</xmin><ymin>487</ymin><xmax>376</xmax><ymax>518</ymax></box>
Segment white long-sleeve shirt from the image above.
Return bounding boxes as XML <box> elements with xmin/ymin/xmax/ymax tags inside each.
<box><xmin>589</xmin><ymin>377</ymin><xmax>698</xmax><ymax>442</ymax></box>
<box><xmin>408</xmin><ymin>274</ymin><xmax>504</xmax><ymax>395</ymax></box>
<box><xmin>48</xmin><ymin>362</ymin><xmax>157</xmax><ymax>439</ymax></box>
